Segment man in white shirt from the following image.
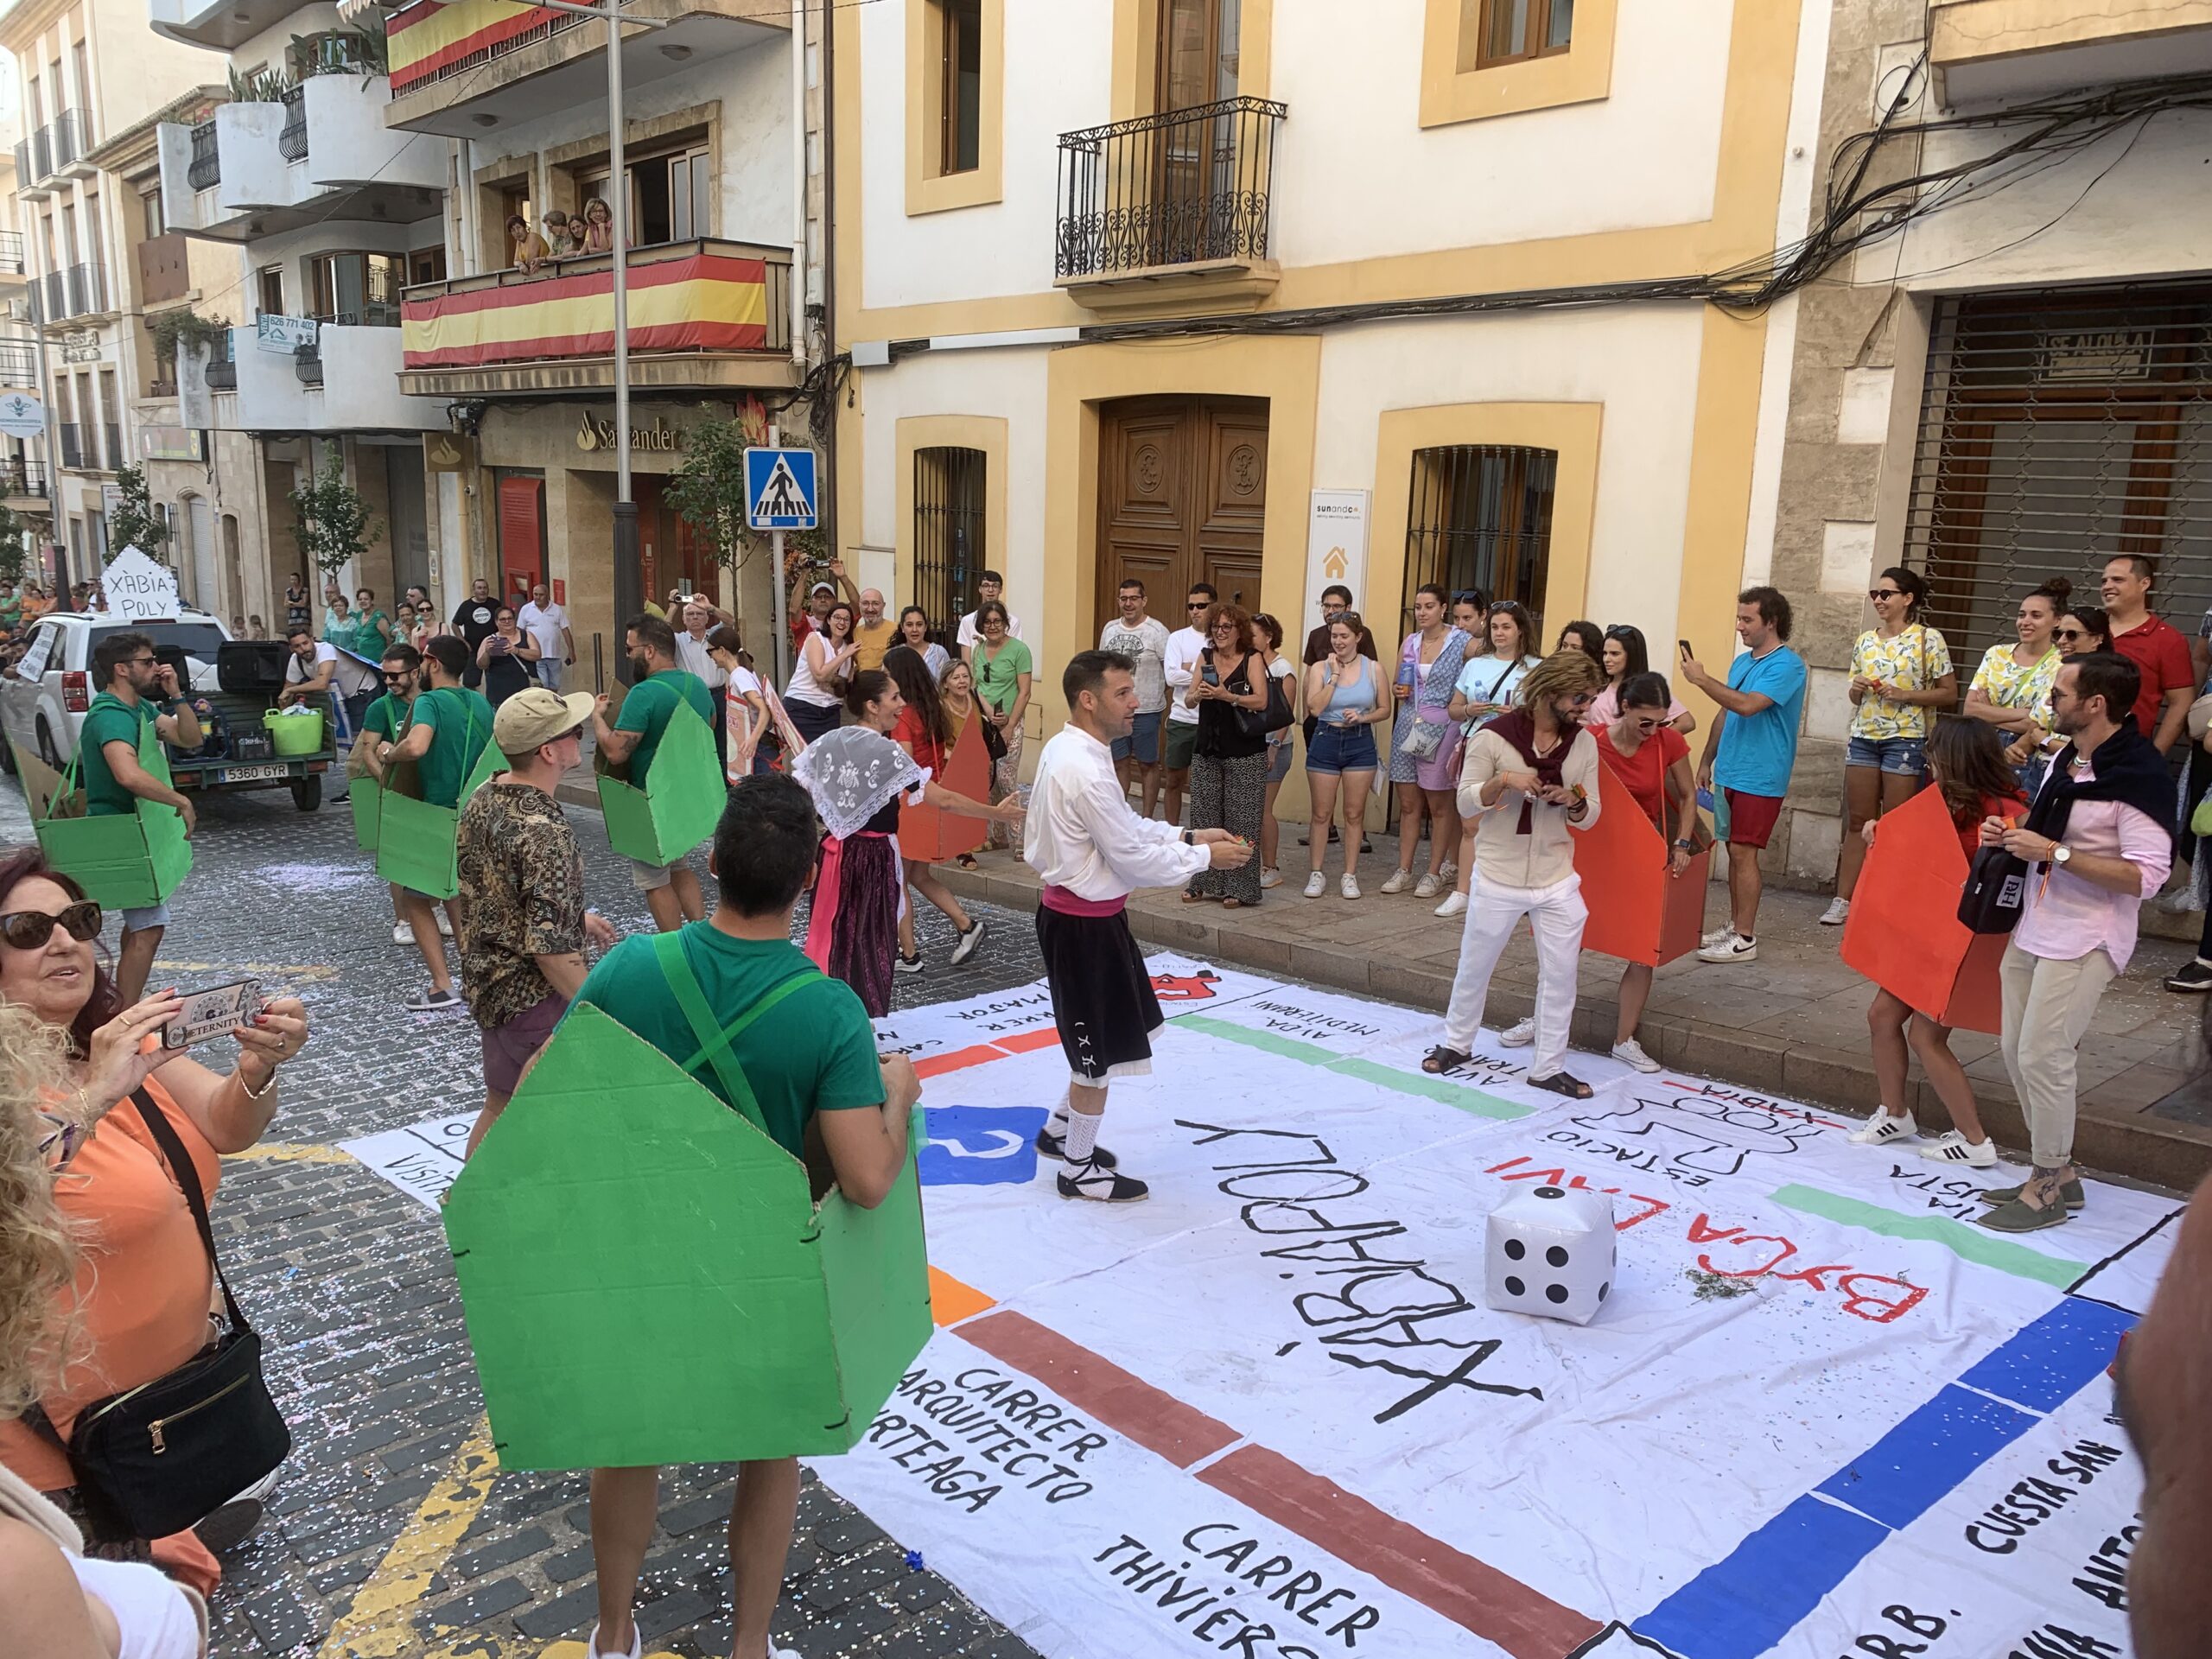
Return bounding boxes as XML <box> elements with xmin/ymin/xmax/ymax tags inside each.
<box><xmin>1026</xmin><ymin>648</ymin><xmax>1251</xmax><ymax>1202</ymax></box>
<box><xmin>674</xmin><ymin>596</ymin><xmax>734</xmax><ymax>772</ymax></box>
<box><xmin>517</xmin><ymin>582</ymin><xmax>573</xmax><ymax>691</ymax></box>
<box><xmin>1160</xmin><ymin>581</ymin><xmax>1215</xmax><ymax>828</ymax></box>
<box><xmin>276</xmin><ymin>624</ymin><xmax>362</xmax><ymax>802</ymax></box>
<box><xmin>1098</xmin><ymin>576</ymin><xmax>1172</xmax><ymax>817</ymax></box>
<box><xmin>957</xmin><ymin>569</ymin><xmax>1024</xmax><ymax>657</ymax></box>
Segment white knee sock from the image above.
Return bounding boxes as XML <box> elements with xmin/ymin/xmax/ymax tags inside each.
<box><xmin>1063</xmin><ymin>1106</ymin><xmax>1103</xmax><ymax>1164</ymax></box>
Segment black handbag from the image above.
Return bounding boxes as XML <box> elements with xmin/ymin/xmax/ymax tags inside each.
<box><xmin>1958</xmin><ymin>845</ymin><xmax>2031</xmax><ymax>936</ymax></box>
<box><xmin>1234</xmin><ymin>664</ymin><xmax>1294</xmax><ymax>739</ymax></box>
<box><xmin>25</xmin><ymin>1090</ymin><xmax>289</xmax><ymax>1541</ymax></box>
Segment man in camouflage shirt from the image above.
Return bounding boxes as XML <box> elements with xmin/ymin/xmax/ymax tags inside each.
<box><xmin>457</xmin><ymin>687</ymin><xmax>619</xmax><ymax>1155</ymax></box>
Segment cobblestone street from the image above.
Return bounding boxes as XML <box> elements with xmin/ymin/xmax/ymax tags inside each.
<box><xmin>1</xmin><ymin>778</ymin><xmax>1046</xmax><ymax>1659</ymax></box>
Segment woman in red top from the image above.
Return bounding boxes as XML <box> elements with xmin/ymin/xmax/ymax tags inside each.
<box><xmin>1592</xmin><ymin>674</ymin><xmax>1696</xmax><ymax>1072</ymax></box>
<box><xmin>886</xmin><ymin>646</ymin><xmax>992</xmax><ymax>972</ymax></box>
<box><xmin>1848</xmin><ymin>718</ymin><xmax>2027</xmax><ymax>1167</ymax></box>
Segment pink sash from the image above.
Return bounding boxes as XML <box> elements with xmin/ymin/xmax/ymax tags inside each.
<box><xmin>1041</xmin><ymin>883</ymin><xmax>1126</xmax><ymax>917</ymax></box>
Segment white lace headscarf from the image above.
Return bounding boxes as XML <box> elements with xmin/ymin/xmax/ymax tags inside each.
<box><xmin>791</xmin><ymin>724</ymin><xmax>927</xmax><ymax>841</ymax></box>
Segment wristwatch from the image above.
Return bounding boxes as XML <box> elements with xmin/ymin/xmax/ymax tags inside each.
<box><xmin>1673</xmin><ymin>838</ymin><xmax>1695</xmax><ymax>850</ymax></box>
<box><xmin>2051</xmin><ymin>842</ymin><xmax>2072</xmax><ymax>867</ymax></box>
<box><xmin>1181</xmin><ymin>830</ymin><xmax>1195</xmax><ymax>847</ymax></box>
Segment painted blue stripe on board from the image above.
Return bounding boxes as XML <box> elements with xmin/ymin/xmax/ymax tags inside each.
<box><xmin>1815</xmin><ymin>1384</ymin><xmax>2039</xmax><ymax>1529</ymax></box>
<box><xmin>1632</xmin><ymin>1495</ymin><xmax>1888</xmax><ymax>1659</ymax></box>
<box><xmin>1630</xmin><ymin>1295</ymin><xmax>2139</xmax><ymax>1659</ymax></box>
<box><xmin>1957</xmin><ymin>1294</ymin><xmax>2135</xmax><ymax>1413</ymax></box>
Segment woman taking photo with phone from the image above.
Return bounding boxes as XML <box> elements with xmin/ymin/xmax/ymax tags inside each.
<box><xmin>1302</xmin><ymin>611</ymin><xmax>1389</xmax><ymax>899</ymax></box>
<box><xmin>1824</xmin><ymin>566</ymin><xmax>1955</xmax><ymax>926</ymax></box>
<box><xmin>0</xmin><ymin>850</ymin><xmax>308</xmax><ymax>1597</ymax></box>
<box><xmin>476</xmin><ymin>604</ymin><xmax>540</xmax><ymax>707</ymax></box>
<box><xmin>1383</xmin><ymin>583</ymin><xmax>1471</xmax><ymax>902</ymax></box>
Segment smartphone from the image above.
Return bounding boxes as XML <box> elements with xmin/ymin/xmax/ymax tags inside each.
<box><xmin>162</xmin><ymin>979</ymin><xmax>264</xmax><ymax>1050</ymax></box>
<box><xmin>1678</xmin><ymin>639</ymin><xmax>1694</xmax><ymax>659</ymax></box>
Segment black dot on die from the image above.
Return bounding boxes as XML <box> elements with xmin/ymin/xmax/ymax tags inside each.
<box><xmin>1546</xmin><ymin>1245</ymin><xmax>1568</xmax><ymax>1268</ymax></box>
<box><xmin>1535</xmin><ymin>1185</ymin><xmax>1566</xmax><ymax>1199</ymax></box>
<box><xmin>1503</xmin><ymin>1275</ymin><xmax>1525</xmax><ymax>1297</ymax></box>
<box><xmin>1503</xmin><ymin>1238</ymin><xmax>1526</xmax><ymax>1260</ymax></box>
<box><xmin>1599</xmin><ymin>1282</ymin><xmax>1610</xmax><ymax>1302</ymax></box>
<box><xmin>1545</xmin><ymin>1284</ymin><xmax>1569</xmax><ymax>1305</ymax></box>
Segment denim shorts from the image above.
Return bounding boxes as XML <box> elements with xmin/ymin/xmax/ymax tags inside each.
<box><xmin>1847</xmin><ymin>734</ymin><xmax>1927</xmax><ymax>777</ymax></box>
<box><xmin>1265</xmin><ymin>737</ymin><xmax>1293</xmax><ymax>784</ymax></box>
<box><xmin>1306</xmin><ymin>721</ymin><xmax>1378</xmax><ymax>776</ymax></box>
<box><xmin>1111</xmin><ymin>709</ymin><xmax>1164</xmax><ymax>766</ymax></box>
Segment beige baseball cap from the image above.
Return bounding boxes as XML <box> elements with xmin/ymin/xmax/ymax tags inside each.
<box><xmin>493</xmin><ymin>687</ymin><xmax>596</xmax><ymax>754</ymax></box>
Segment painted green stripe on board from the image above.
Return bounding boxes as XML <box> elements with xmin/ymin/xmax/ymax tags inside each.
<box><xmin>1770</xmin><ymin>1183</ymin><xmax>2088</xmax><ymax>1288</ymax></box>
<box><xmin>1174</xmin><ymin>1014</ymin><xmax>1531</xmax><ymax>1120</ymax></box>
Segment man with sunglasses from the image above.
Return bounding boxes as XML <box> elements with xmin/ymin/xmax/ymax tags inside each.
<box><xmin>75</xmin><ymin>631</ymin><xmax>201</xmax><ymax>1003</ymax></box>
<box><xmin>374</xmin><ymin>637</ymin><xmax>494</xmax><ymax>1012</ymax></box>
<box><xmin>1160</xmin><ymin>582</ymin><xmax>1216</xmax><ymax>828</ymax></box>
<box><xmin>364</xmin><ymin>645</ymin><xmax>436</xmax><ymax>947</ymax></box>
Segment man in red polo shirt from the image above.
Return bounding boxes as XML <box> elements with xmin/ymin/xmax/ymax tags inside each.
<box><xmin>2102</xmin><ymin>555</ymin><xmax>2195</xmax><ymax>753</ymax></box>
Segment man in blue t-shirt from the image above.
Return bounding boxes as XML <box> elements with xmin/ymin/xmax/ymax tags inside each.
<box><xmin>558</xmin><ymin>773</ymin><xmax>918</xmax><ymax>1659</ymax></box>
<box><xmin>1681</xmin><ymin>585</ymin><xmax>1807</xmax><ymax>965</ymax></box>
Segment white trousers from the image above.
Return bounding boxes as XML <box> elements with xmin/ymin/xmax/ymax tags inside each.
<box><xmin>1997</xmin><ymin>939</ymin><xmax>2116</xmax><ymax>1169</ymax></box>
<box><xmin>1442</xmin><ymin>871</ymin><xmax>1587</xmax><ymax>1077</ymax></box>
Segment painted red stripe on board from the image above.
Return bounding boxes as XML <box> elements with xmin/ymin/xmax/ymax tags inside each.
<box><xmin>995</xmin><ymin>1026</ymin><xmax>1062</xmax><ymax>1055</ymax></box>
<box><xmin>1199</xmin><ymin>1444</ymin><xmax>1603</xmax><ymax>1659</ymax></box>
<box><xmin>957</xmin><ymin>1311</ymin><xmax>1239</xmax><ymax>1469</ymax></box>
<box><xmin>914</xmin><ymin>1042</ymin><xmax>1011</xmax><ymax>1079</ymax></box>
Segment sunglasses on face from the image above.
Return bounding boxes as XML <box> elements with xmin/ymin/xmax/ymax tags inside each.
<box><xmin>0</xmin><ymin>900</ymin><xmax>103</xmax><ymax>950</ymax></box>
<box><xmin>1188</xmin><ymin>601</ymin><xmax>1211</xmax><ymax>611</ymax></box>
<box><xmin>2054</xmin><ymin>628</ymin><xmax>2083</xmax><ymax>641</ymax></box>
<box><xmin>1868</xmin><ymin>588</ymin><xmax>1903</xmax><ymax>601</ymax></box>
<box><xmin>1631</xmin><ymin>715</ymin><xmax>1665</xmax><ymax>732</ymax></box>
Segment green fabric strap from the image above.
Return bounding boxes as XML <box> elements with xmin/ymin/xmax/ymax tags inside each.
<box><xmin>650</xmin><ymin>930</ymin><xmax>823</xmax><ymax>1141</ymax></box>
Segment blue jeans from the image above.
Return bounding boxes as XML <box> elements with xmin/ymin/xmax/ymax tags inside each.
<box><xmin>1847</xmin><ymin>734</ymin><xmax>1926</xmax><ymax>777</ymax></box>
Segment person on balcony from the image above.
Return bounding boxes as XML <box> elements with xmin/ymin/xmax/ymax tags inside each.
<box><xmin>507</xmin><ymin>214</ymin><xmax>550</xmax><ymax>276</ymax></box>
<box><xmin>582</xmin><ymin>199</ymin><xmax>614</xmax><ymax>256</ymax></box>
<box><xmin>541</xmin><ymin>213</ymin><xmax>575</xmax><ymax>258</ymax></box>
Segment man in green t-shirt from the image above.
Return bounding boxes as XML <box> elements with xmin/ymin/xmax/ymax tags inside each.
<box><xmin>591</xmin><ymin>613</ymin><xmax>715</xmax><ymax>933</ymax></box>
<box><xmin>373</xmin><ymin>636</ymin><xmax>495</xmax><ymax>1013</ymax></box>
<box><xmin>562</xmin><ymin>772</ymin><xmax>917</xmax><ymax>1659</ymax></box>
<box><xmin>362</xmin><ymin>643</ymin><xmax>423</xmax><ymax>949</ymax></box>
<box><xmin>73</xmin><ymin>630</ymin><xmax>203</xmax><ymax>1003</ymax></box>
<box><xmin>0</xmin><ymin>582</ymin><xmax>20</xmax><ymax>636</ymax></box>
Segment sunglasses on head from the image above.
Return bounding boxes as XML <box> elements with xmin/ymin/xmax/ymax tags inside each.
<box><xmin>0</xmin><ymin>899</ymin><xmax>103</xmax><ymax>950</ymax></box>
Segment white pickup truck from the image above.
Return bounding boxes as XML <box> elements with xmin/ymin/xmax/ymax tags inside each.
<box><xmin>0</xmin><ymin>609</ymin><xmax>337</xmax><ymax>810</ymax></box>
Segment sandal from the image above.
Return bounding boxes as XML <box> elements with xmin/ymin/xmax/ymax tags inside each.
<box><xmin>1222</xmin><ymin>898</ymin><xmax>1247</xmax><ymax>911</ymax></box>
<box><xmin>1422</xmin><ymin>1046</ymin><xmax>1471</xmax><ymax>1075</ymax></box>
<box><xmin>1183</xmin><ymin>890</ymin><xmax>1211</xmax><ymax>905</ymax></box>
<box><xmin>956</xmin><ymin>855</ymin><xmax>979</xmax><ymax>870</ymax></box>
<box><xmin>1527</xmin><ymin>1071</ymin><xmax>1593</xmax><ymax>1100</ymax></box>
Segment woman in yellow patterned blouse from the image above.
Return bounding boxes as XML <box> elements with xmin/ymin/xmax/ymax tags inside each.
<box><xmin>1964</xmin><ymin>576</ymin><xmax>2069</xmax><ymax>798</ymax></box>
<box><xmin>1822</xmin><ymin>566</ymin><xmax>1957</xmax><ymax>925</ymax></box>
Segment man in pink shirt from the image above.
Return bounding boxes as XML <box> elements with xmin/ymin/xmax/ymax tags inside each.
<box><xmin>1979</xmin><ymin>653</ymin><xmax>2173</xmax><ymax>1234</ymax></box>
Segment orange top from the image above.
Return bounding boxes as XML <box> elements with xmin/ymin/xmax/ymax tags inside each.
<box><xmin>0</xmin><ymin>1077</ymin><xmax>220</xmax><ymax>1494</ymax></box>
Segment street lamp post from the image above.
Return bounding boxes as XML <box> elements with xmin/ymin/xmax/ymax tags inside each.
<box><xmin>535</xmin><ymin>0</ymin><xmax>665</xmax><ymax>681</ymax></box>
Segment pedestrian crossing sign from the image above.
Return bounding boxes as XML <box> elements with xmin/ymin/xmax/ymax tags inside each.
<box><xmin>744</xmin><ymin>445</ymin><xmax>818</xmax><ymax>530</ymax></box>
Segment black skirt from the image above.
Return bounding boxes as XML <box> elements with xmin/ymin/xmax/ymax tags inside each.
<box><xmin>1035</xmin><ymin>905</ymin><xmax>1162</xmax><ymax>1082</ymax></box>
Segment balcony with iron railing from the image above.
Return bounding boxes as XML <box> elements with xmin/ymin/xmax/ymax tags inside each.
<box><xmin>0</xmin><ymin>233</ymin><xmax>25</xmax><ymax>282</ymax></box>
<box><xmin>188</xmin><ymin>121</ymin><xmax>219</xmax><ymax>191</ymax></box>
<box><xmin>102</xmin><ymin>424</ymin><xmax>122</xmax><ymax>473</ymax></box>
<box><xmin>57</xmin><ymin>423</ymin><xmax>83</xmax><ymax>471</ymax></box>
<box><xmin>0</xmin><ymin>342</ymin><xmax>39</xmax><ymax>388</ymax></box>
<box><xmin>35</xmin><ymin>263</ymin><xmax>113</xmax><ymax>326</ymax></box>
<box><xmin>2</xmin><ymin>458</ymin><xmax>48</xmax><ymax>503</ymax></box>
<box><xmin>1931</xmin><ymin>0</ymin><xmax>2212</xmax><ymax>103</ymax></box>
<box><xmin>203</xmin><ymin>334</ymin><xmax>237</xmax><ymax>391</ymax></box>
<box><xmin>1054</xmin><ymin>96</ymin><xmax>1287</xmax><ymax>317</ymax></box>
<box><xmin>382</xmin><ymin>0</ymin><xmax>788</xmax><ymax>137</ymax></box>
<box><xmin>397</xmin><ymin>238</ymin><xmax>795</xmax><ymax>397</ymax></box>
<box><xmin>50</xmin><ymin>111</ymin><xmax>92</xmax><ymax>177</ymax></box>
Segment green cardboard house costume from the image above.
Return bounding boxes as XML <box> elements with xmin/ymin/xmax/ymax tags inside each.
<box><xmin>594</xmin><ymin>698</ymin><xmax>725</xmax><ymax>866</ymax></box>
<box><xmin>12</xmin><ymin>719</ymin><xmax>191</xmax><ymax>909</ymax></box>
<box><xmin>374</xmin><ymin>702</ymin><xmax>505</xmax><ymax>900</ymax></box>
<box><xmin>442</xmin><ymin>991</ymin><xmax>931</xmax><ymax>1471</ymax></box>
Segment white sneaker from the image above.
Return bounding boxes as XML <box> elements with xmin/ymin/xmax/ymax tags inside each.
<box><xmin>1697</xmin><ymin>932</ymin><xmax>1758</xmax><ymax>964</ymax></box>
<box><xmin>1340</xmin><ymin>874</ymin><xmax>1361</xmax><ymax>899</ymax></box>
<box><xmin>1433</xmin><ymin>890</ymin><xmax>1467</xmax><ymax>919</ymax></box>
<box><xmin>1847</xmin><ymin>1109</ymin><xmax>1916</xmax><ymax>1146</ymax></box>
<box><xmin>1438</xmin><ymin>861</ymin><xmax>1459</xmax><ymax>884</ymax></box>
<box><xmin>435</xmin><ymin>909</ymin><xmax>454</xmax><ymax>938</ymax></box>
<box><xmin>1920</xmin><ymin>1130</ymin><xmax>1999</xmax><ymax>1167</ymax></box>
<box><xmin>949</xmin><ymin>918</ymin><xmax>988</xmax><ymax>965</ymax></box>
<box><xmin>1498</xmin><ymin>1017</ymin><xmax>1535</xmax><ymax>1048</ymax></box>
<box><xmin>1611</xmin><ymin>1037</ymin><xmax>1661</xmax><ymax>1073</ymax></box>
<box><xmin>1304</xmin><ymin>870</ymin><xmax>1327</xmax><ymax>898</ymax></box>
<box><xmin>1380</xmin><ymin>869</ymin><xmax>1412</xmax><ymax>894</ymax></box>
<box><xmin>1818</xmin><ymin>896</ymin><xmax>1851</xmax><ymax>926</ymax></box>
<box><xmin>391</xmin><ymin>921</ymin><xmax>410</xmax><ymax>945</ymax></box>
<box><xmin>1701</xmin><ymin>925</ymin><xmax>1734</xmax><ymax>947</ymax></box>
<box><xmin>1414</xmin><ymin>873</ymin><xmax>1442</xmax><ymax>899</ymax></box>
<box><xmin>1260</xmin><ymin>867</ymin><xmax>1283</xmax><ymax>890</ymax></box>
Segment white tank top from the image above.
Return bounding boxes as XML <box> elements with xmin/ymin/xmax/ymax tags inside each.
<box><xmin>69</xmin><ymin>1554</ymin><xmax>206</xmax><ymax>1659</ymax></box>
<box><xmin>785</xmin><ymin>634</ymin><xmax>845</xmax><ymax>709</ymax></box>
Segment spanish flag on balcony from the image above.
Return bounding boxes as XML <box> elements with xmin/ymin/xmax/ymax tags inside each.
<box><xmin>388</xmin><ymin>0</ymin><xmax>557</xmax><ymax>94</ymax></box>
<box><xmin>401</xmin><ymin>253</ymin><xmax>771</xmax><ymax>368</ymax></box>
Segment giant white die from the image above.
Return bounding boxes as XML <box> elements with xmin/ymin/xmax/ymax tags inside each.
<box><xmin>1484</xmin><ymin>1184</ymin><xmax>1615</xmax><ymax>1325</ymax></box>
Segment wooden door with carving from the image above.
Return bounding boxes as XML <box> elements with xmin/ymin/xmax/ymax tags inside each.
<box><xmin>1095</xmin><ymin>395</ymin><xmax>1268</xmax><ymax>641</ymax></box>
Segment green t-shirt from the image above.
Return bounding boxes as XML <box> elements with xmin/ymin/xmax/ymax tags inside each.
<box><xmin>0</xmin><ymin>594</ymin><xmax>20</xmax><ymax>630</ymax></box>
<box><xmin>411</xmin><ymin>684</ymin><xmax>495</xmax><ymax>808</ymax></box>
<box><xmin>570</xmin><ymin>925</ymin><xmax>884</xmax><ymax>1160</ymax></box>
<box><xmin>974</xmin><ymin>636</ymin><xmax>1032</xmax><ymax>714</ymax></box>
<box><xmin>353</xmin><ymin>610</ymin><xmax>391</xmax><ymax>656</ymax></box>
<box><xmin>614</xmin><ymin>669</ymin><xmax>713</xmax><ymax>784</ymax></box>
<box><xmin>79</xmin><ymin>692</ymin><xmax>156</xmax><ymax>817</ymax></box>
<box><xmin>362</xmin><ymin>691</ymin><xmax>412</xmax><ymax>742</ymax></box>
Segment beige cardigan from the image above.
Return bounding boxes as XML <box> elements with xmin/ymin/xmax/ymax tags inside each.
<box><xmin>1455</xmin><ymin>722</ymin><xmax>1604</xmax><ymax>889</ymax></box>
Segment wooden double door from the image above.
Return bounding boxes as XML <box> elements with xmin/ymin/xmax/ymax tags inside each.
<box><xmin>1094</xmin><ymin>394</ymin><xmax>1268</xmax><ymax>638</ymax></box>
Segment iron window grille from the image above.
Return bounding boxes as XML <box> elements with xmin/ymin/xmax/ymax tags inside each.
<box><xmin>912</xmin><ymin>446</ymin><xmax>987</xmax><ymax>642</ymax></box>
<box><xmin>1401</xmin><ymin>444</ymin><xmax>1558</xmax><ymax>638</ymax></box>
